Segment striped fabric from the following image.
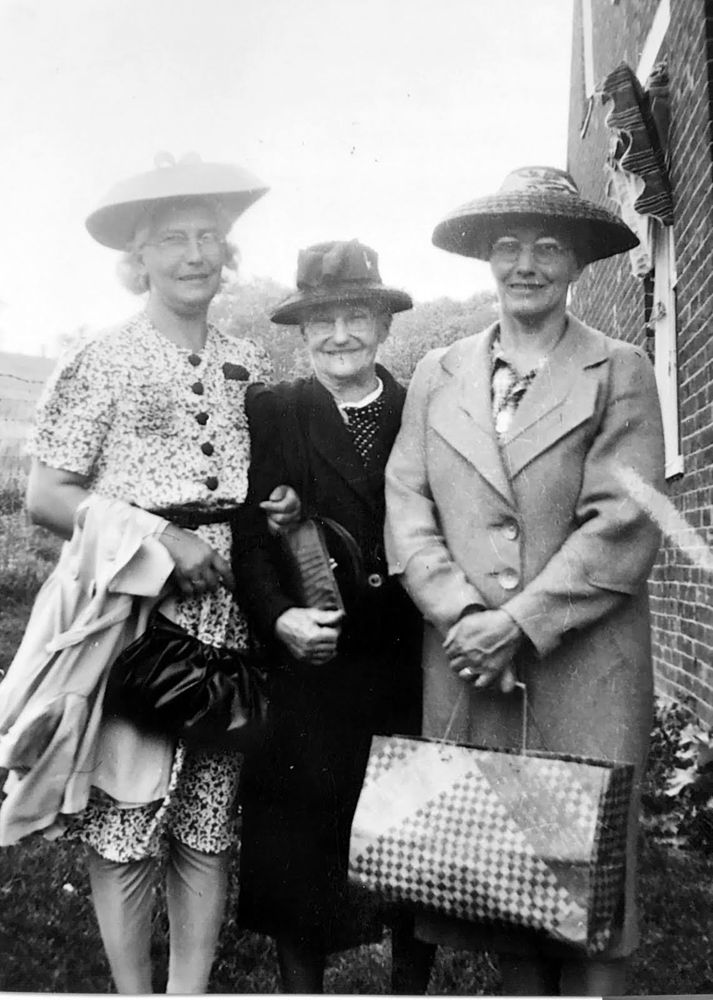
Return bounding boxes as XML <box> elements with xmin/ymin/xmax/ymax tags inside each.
<box><xmin>600</xmin><ymin>62</ymin><xmax>673</xmax><ymax>226</ymax></box>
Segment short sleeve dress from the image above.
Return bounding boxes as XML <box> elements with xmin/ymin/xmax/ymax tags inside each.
<box><xmin>29</xmin><ymin>311</ymin><xmax>273</xmax><ymax>861</ymax></box>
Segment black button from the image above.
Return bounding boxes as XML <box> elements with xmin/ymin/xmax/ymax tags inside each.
<box><xmin>195</xmin><ymin>412</ymin><xmax>209</xmax><ymax>425</ymax></box>
<box><xmin>205</xmin><ymin>476</ymin><xmax>219</xmax><ymax>491</ymax></box>
<box><xmin>201</xmin><ymin>442</ymin><xmax>214</xmax><ymax>456</ymax></box>
<box><xmin>192</xmin><ymin>381</ymin><xmax>205</xmax><ymax>395</ymax></box>
<box><xmin>188</xmin><ymin>354</ymin><xmax>201</xmax><ymax>367</ymax></box>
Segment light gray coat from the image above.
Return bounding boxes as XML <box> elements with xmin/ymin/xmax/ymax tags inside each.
<box><xmin>384</xmin><ymin>314</ymin><xmax>665</xmax><ymax>957</ymax></box>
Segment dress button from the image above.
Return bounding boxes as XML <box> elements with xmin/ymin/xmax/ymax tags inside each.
<box><xmin>192</xmin><ymin>381</ymin><xmax>205</xmax><ymax>395</ymax></box>
<box><xmin>367</xmin><ymin>573</ymin><xmax>384</xmax><ymax>588</ymax></box>
<box><xmin>498</xmin><ymin>568</ymin><xmax>520</xmax><ymax>591</ymax></box>
<box><xmin>188</xmin><ymin>354</ymin><xmax>201</xmax><ymax>367</ymax></box>
<box><xmin>201</xmin><ymin>442</ymin><xmax>214</xmax><ymax>456</ymax></box>
<box><xmin>195</xmin><ymin>412</ymin><xmax>209</xmax><ymax>426</ymax></box>
<box><xmin>501</xmin><ymin>519</ymin><xmax>519</xmax><ymax>541</ymax></box>
<box><xmin>205</xmin><ymin>476</ymin><xmax>219</xmax><ymax>491</ymax></box>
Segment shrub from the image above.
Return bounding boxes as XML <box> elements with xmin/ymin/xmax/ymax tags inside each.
<box><xmin>642</xmin><ymin>696</ymin><xmax>713</xmax><ymax>851</ymax></box>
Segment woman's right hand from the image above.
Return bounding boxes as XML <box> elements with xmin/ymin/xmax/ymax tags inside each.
<box><xmin>274</xmin><ymin>607</ymin><xmax>344</xmax><ymax>664</ymax></box>
<box><xmin>158</xmin><ymin>525</ymin><xmax>235</xmax><ymax>596</ymax></box>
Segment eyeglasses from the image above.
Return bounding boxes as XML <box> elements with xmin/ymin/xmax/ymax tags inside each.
<box><xmin>143</xmin><ymin>231</ymin><xmax>226</xmax><ymax>260</ymax></box>
<box><xmin>490</xmin><ymin>237</ymin><xmax>572</xmax><ymax>265</ymax></box>
<box><xmin>304</xmin><ymin>310</ymin><xmax>376</xmax><ymax>335</ymax></box>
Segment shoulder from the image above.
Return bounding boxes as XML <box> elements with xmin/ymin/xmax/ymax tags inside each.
<box><xmin>41</xmin><ymin>317</ymin><xmax>139</xmax><ymax>396</ymax></box>
<box><xmin>212</xmin><ymin>328</ymin><xmax>274</xmax><ymax>381</ymax></box>
<box><xmin>603</xmin><ymin>334</ymin><xmax>651</xmax><ymax>368</ymax></box>
<box><xmin>245</xmin><ymin>377</ymin><xmax>309</xmax><ymax>423</ymax></box>
<box><xmin>568</xmin><ymin>316</ymin><xmax>658</xmax><ymax>410</ymax></box>
<box><xmin>409</xmin><ymin>328</ymin><xmax>487</xmax><ymax>389</ymax></box>
<box><xmin>568</xmin><ymin>313</ymin><xmax>651</xmax><ymax>369</ymax></box>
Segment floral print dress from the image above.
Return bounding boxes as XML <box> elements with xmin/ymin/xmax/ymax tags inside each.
<box><xmin>29</xmin><ymin>312</ymin><xmax>272</xmax><ymax>861</ymax></box>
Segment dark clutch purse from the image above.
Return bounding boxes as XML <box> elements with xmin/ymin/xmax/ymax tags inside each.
<box><xmin>104</xmin><ymin>611</ymin><xmax>268</xmax><ymax>752</ymax></box>
<box><xmin>279</xmin><ymin>517</ymin><xmax>365</xmax><ymax>610</ymax></box>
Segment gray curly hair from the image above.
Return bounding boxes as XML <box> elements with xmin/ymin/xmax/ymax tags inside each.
<box><xmin>116</xmin><ymin>196</ymin><xmax>239</xmax><ymax>295</ymax></box>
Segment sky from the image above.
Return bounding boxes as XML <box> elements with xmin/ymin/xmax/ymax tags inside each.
<box><xmin>0</xmin><ymin>0</ymin><xmax>574</xmax><ymax>355</ymax></box>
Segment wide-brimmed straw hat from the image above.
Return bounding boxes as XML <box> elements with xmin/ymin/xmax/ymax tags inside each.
<box><xmin>271</xmin><ymin>239</ymin><xmax>412</xmax><ymax>325</ymax></box>
<box><xmin>86</xmin><ymin>151</ymin><xmax>269</xmax><ymax>250</ymax></box>
<box><xmin>432</xmin><ymin>165</ymin><xmax>639</xmax><ymax>265</ymax></box>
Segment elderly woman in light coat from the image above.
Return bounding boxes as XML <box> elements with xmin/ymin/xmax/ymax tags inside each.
<box><xmin>384</xmin><ymin>166</ymin><xmax>665</xmax><ymax>997</ymax></box>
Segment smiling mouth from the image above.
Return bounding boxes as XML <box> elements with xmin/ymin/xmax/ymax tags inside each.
<box><xmin>509</xmin><ymin>283</ymin><xmax>545</xmax><ymax>291</ymax></box>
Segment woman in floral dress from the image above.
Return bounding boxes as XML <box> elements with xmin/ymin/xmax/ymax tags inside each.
<box><xmin>24</xmin><ymin>154</ymin><xmax>291</xmax><ymax>993</ymax></box>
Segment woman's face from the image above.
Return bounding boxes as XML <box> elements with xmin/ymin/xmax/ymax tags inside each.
<box><xmin>138</xmin><ymin>202</ymin><xmax>228</xmax><ymax>315</ymax></box>
<box><xmin>489</xmin><ymin>224</ymin><xmax>583</xmax><ymax>325</ymax></box>
<box><xmin>302</xmin><ymin>303</ymin><xmax>390</xmax><ymax>388</ymax></box>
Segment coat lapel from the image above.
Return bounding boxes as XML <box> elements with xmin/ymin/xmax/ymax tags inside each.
<box><xmin>305</xmin><ymin>373</ymin><xmax>398</xmax><ymax>509</ymax></box>
<box><xmin>430</xmin><ymin>323</ymin><xmax>516</xmax><ymax>507</ymax></box>
<box><xmin>500</xmin><ymin>315</ymin><xmax>608</xmax><ymax>479</ymax></box>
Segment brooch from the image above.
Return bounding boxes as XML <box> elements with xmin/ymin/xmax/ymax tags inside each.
<box><xmin>222</xmin><ymin>362</ymin><xmax>250</xmax><ymax>381</ymax></box>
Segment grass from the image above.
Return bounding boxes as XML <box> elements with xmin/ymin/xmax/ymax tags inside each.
<box><xmin>1</xmin><ymin>469</ymin><xmax>712</xmax><ymax>994</ymax></box>
<box><xmin>0</xmin><ymin>829</ymin><xmax>711</xmax><ymax>994</ymax></box>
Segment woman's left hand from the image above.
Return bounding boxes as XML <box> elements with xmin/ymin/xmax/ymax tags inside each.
<box><xmin>444</xmin><ymin>609</ymin><xmax>523</xmax><ymax>692</ymax></box>
<box><xmin>260</xmin><ymin>484</ymin><xmax>301</xmax><ymax>534</ymax></box>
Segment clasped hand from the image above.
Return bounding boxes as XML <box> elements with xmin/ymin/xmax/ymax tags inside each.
<box><xmin>274</xmin><ymin>607</ymin><xmax>344</xmax><ymax>665</ymax></box>
<box><xmin>157</xmin><ymin>484</ymin><xmax>300</xmax><ymax>597</ymax></box>
<box><xmin>444</xmin><ymin>609</ymin><xmax>523</xmax><ymax>693</ymax></box>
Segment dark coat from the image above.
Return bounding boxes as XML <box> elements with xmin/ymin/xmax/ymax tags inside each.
<box><xmin>231</xmin><ymin>366</ymin><xmax>422</xmax><ymax>952</ymax></box>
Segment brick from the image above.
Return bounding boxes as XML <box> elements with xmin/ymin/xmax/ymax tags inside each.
<box><xmin>569</xmin><ymin>0</ymin><xmax>713</xmax><ymax>723</ymax></box>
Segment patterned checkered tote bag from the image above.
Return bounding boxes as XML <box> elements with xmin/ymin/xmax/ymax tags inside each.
<box><xmin>349</xmin><ymin>685</ymin><xmax>633</xmax><ymax>954</ymax></box>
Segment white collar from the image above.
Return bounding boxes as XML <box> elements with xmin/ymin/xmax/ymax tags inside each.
<box><xmin>338</xmin><ymin>377</ymin><xmax>384</xmax><ymax>412</ymax></box>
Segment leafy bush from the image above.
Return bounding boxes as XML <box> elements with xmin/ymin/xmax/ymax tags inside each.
<box><xmin>642</xmin><ymin>696</ymin><xmax>713</xmax><ymax>851</ymax></box>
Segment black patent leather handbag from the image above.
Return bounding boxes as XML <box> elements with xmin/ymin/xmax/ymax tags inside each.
<box><xmin>104</xmin><ymin>612</ymin><xmax>268</xmax><ymax>752</ymax></box>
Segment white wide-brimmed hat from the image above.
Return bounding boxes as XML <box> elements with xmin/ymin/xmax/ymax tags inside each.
<box><xmin>86</xmin><ymin>151</ymin><xmax>269</xmax><ymax>250</ymax></box>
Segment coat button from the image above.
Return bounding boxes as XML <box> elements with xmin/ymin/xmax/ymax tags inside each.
<box><xmin>188</xmin><ymin>354</ymin><xmax>201</xmax><ymax>367</ymax></box>
<box><xmin>367</xmin><ymin>573</ymin><xmax>384</xmax><ymax>588</ymax></box>
<box><xmin>205</xmin><ymin>476</ymin><xmax>219</xmax><ymax>491</ymax></box>
<box><xmin>195</xmin><ymin>412</ymin><xmax>209</xmax><ymax>425</ymax></box>
<box><xmin>192</xmin><ymin>381</ymin><xmax>205</xmax><ymax>395</ymax></box>
<box><xmin>501</xmin><ymin>519</ymin><xmax>519</xmax><ymax>541</ymax></box>
<box><xmin>498</xmin><ymin>568</ymin><xmax>520</xmax><ymax>590</ymax></box>
<box><xmin>201</xmin><ymin>442</ymin><xmax>214</xmax><ymax>456</ymax></box>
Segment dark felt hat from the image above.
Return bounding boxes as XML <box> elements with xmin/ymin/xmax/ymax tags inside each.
<box><xmin>432</xmin><ymin>166</ymin><xmax>639</xmax><ymax>265</ymax></box>
<box><xmin>86</xmin><ymin>151</ymin><xmax>269</xmax><ymax>250</ymax></box>
<box><xmin>270</xmin><ymin>240</ymin><xmax>413</xmax><ymax>325</ymax></box>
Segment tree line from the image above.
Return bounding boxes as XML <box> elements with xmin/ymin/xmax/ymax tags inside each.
<box><xmin>52</xmin><ymin>277</ymin><xmax>498</xmax><ymax>385</ymax></box>
<box><xmin>209</xmin><ymin>276</ymin><xmax>498</xmax><ymax>384</ymax></box>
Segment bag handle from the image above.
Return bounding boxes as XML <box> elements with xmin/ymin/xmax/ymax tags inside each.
<box><xmin>315</xmin><ymin>515</ymin><xmax>366</xmax><ymax>593</ymax></box>
<box><xmin>441</xmin><ymin>680</ymin><xmax>530</xmax><ymax>753</ymax></box>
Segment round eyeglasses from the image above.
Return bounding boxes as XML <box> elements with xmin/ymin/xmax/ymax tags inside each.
<box><xmin>304</xmin><ymin>310</ymin><xmax>375</xmax><ymax>335</ymax></box>
<box><xmin>144</xmin><ymin>231</ymin><xmax>226</xmax><ymax>260</ymax></box>
<box><xmin>490</xmin><ymin>238</ymin><xmax>572</xmax><ymax>265</ymax></box>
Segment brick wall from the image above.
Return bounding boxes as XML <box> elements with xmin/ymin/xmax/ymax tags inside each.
<box><xmin>568</xmin><ymin>0</ymin><xmax>713</xmax><ymax>724</ymax></box>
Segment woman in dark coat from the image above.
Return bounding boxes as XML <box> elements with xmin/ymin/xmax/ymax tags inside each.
<box><xmin>232</xmin><ymin>240</ymin><xmax>434</xmax><ymax>994</ymax></box>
